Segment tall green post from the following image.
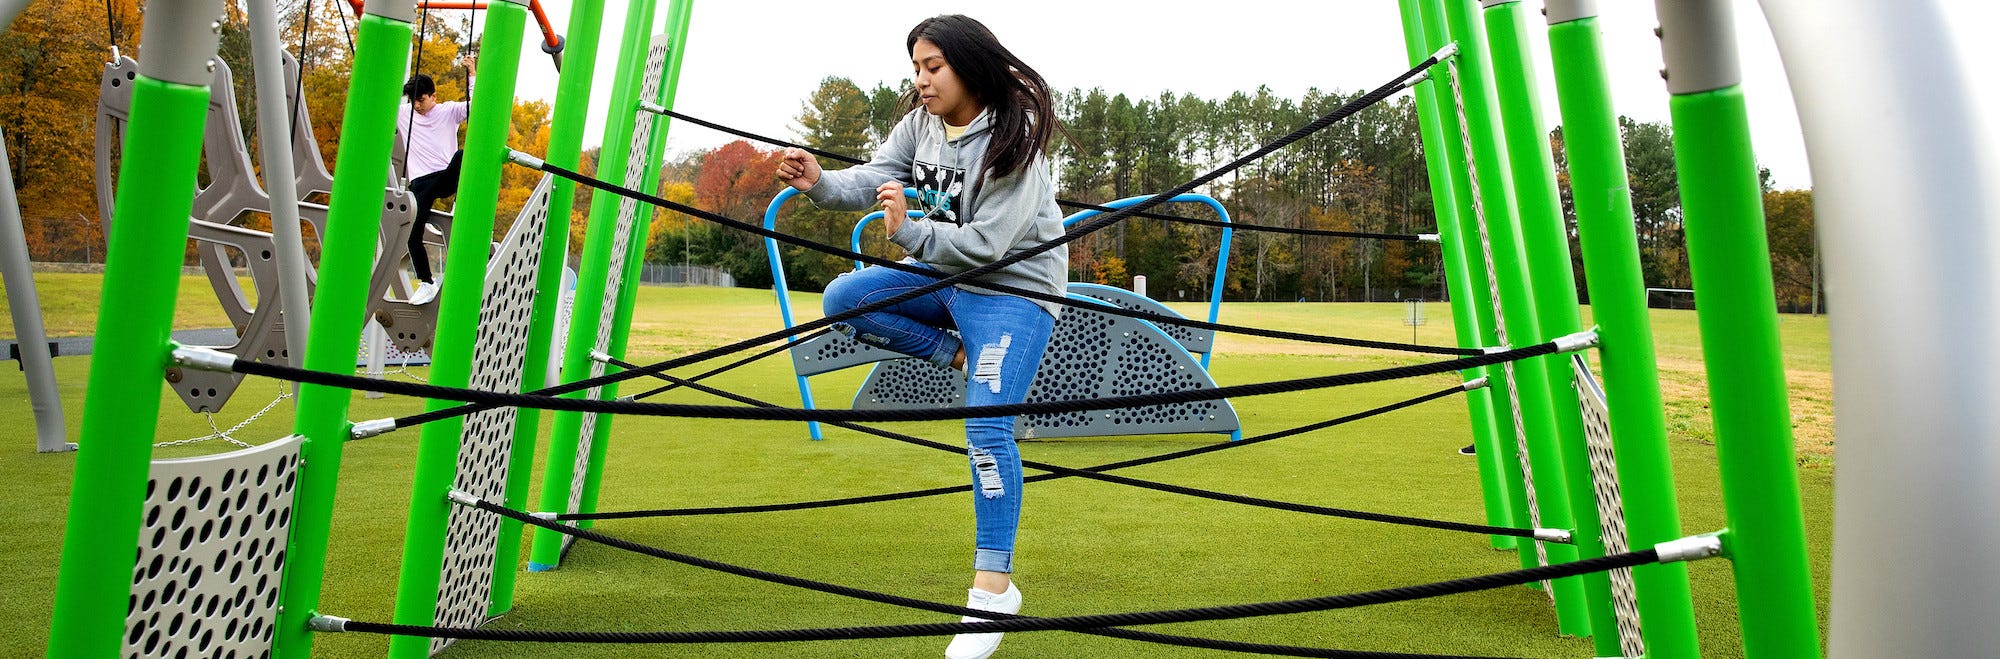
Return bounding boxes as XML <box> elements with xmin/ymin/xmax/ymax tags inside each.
<box><xmin>1654</xmin><ymin>2</ymin><xmax>1823</xmax><ymax>657</ymax></box>
<box><xmin>576</xmin><ymin>0</ymin><xmax>694</xmax><ymax>525</ymax></box>
<box><xmin>1414</xmin><ymin>0</ymin><xmax>1534</xmax><ymax>557</ymax></box>
<box><xmin>386</xmin><ymin>1</ymin><xmax>527</xmax><ymax>656</ymax></box>
<box><xmin>1480</xmin><ymin>0</ymin><xmax>1615</xmax><ymax>647</ymax></box>
<box><xmin>46</xmin><ymin>2</ymin><xmax>225</xmax><ymax>655</ymax></box>
<box><xmin>1545</xmin><ymin>1</ymin><xmax>1702</xmax><ymax>656</ymax></box>
<box><xmin>1394</xmin><ymin>0</ymin><xmax>1519</xmax><ymax>550</ymax></box>
<box><xmin>1437</xmin><ymin>0</ymin><xmax>1590</xmax><ymax>636</ymax></box>
<box><xmin>489</xmin><ymin>0</ymin><xmax>609</xmax><ymax>617</ymax></box>
<box><xmin>530</xmin><ymin>0</ymin><xmax>661</xmax><ymax>570</ymax></box>
<box><xmin>272</xmin><ymin>3</ymin><xmax>417</xmax><ymax>657</ymax></box>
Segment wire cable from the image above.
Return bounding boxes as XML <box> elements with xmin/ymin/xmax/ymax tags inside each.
<box><xmin>563</xmin><ymin>383</ymin><xmax>1470</xmax><ymax>520</ymax></box>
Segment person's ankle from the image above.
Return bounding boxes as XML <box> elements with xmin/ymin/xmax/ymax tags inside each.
<box><xmin>972</xmin><ymin>571</ymin><xmax>1009</xmax><ymax>594</ymax></box>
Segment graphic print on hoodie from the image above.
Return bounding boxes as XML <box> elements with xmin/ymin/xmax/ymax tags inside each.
<box><xmin>911</xmin><ymin>158</ymin><xmax>966</xmax><ymax>226</ymax></box>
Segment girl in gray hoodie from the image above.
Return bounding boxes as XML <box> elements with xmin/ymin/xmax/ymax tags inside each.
<box><xmin>777</xmin><ymin>14</ymin><xmax>1065</xmax><ymax>659</ymax></box>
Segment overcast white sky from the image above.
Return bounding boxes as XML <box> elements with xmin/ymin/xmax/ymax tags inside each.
<box><xmin>494</xmin><ymin>1</ymin><xmax>1998</xmax><ymax>192</ymax></box>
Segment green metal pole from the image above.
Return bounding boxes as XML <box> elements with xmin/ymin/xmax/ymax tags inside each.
<box><xmin>530</xmin><ymin>0</ymin><xmax>659</xmax><ymax>570</ymax></box>
<box><xmin>1546</xmin><ymin>6</ymin><xmax>1702</xmax><ymax>658</ymax></box>
<box><xmin>46</xmin><ymin>2</ymin><xmax>224</xmax><ymax>654</ymax></box>
<box><xmin>1416</xmin><ymin>0</ymin><xmax>1533</xmax><ymax>559</ymax></box>
<box><xmin>386</xmin><ymin>2</ymin><xmax>527</xmax><ymax>656</ymax></box>
<box><xmin>576</xmin><ymin>0</ymin><xmax>692</xmax><ymax>526</ymax></box>
<box><xmin>272</xmin><ymin>6</ymin><xmax>415</xmax><ymax>657</ymax></box>
<box><xmin>1670</xmin><ymin>87</ymin><xmax>1825</xmax><ymax>659</ymax></box>
<box><xmin>1480</xmin><ymin>0</ymin><xmax>1614</xmax><ymax>647</ymax></box>
<box><xmin>1395</xmin><ymin>0</ymin><xmax>1518</xmax><ymax>551</ymax></box>
<box><xmin>1438</xmin><ymin>0</ymin><xmax>1590</xmax><ymax>636</ymax></box>
<box><xmin>1654</xmin><ymin>2</ymin><xmax>1822</xmax><ymax>656</ymax></box>
<box><xmin>488</xmin><ymin>0</ymin><xmax>608</xmax><ymax>617</ymax></box>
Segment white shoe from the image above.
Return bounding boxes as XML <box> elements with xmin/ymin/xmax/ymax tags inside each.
<box><xmin>409</xmin><ymin>280</ymin><xmax>440</xmax><ymax>305</ymax></box>
<box><xmin>945</xmin><ymin>583</ymin><xmax>1020</xmax><ymax>659</ymax></box>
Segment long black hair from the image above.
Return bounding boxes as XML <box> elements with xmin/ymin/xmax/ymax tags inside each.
<box><xmin>903</xmin><ymin>15</ymin><xmax>1057</xmax><ymax>182</ymax></box>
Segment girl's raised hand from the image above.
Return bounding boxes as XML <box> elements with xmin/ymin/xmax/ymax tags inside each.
<box><xmin>775</xmin><ymin>148</ymin><xmax>821</xmax><ymax>191</ymax></box>
<box><xmin>877</xmin><ymin>181</ymin><xmax>909</xmax><ymax>235</ymax></box>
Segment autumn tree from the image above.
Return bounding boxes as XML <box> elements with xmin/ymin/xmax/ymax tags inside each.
<box><xmin>1763</xmin><ymin>188</ymin><xmax>1820</xmax><ymax>314</ymax></box>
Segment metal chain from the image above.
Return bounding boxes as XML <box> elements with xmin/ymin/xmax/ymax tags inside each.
<box><xmin>157</xmin><ymin>385</ymin><xmax>293</xmax><ymax>448</ymax></box>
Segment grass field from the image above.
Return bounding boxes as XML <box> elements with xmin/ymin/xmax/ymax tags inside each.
<box><xmin>0</xmin><ymin>276</ymin><xmax>1834</xmax><ymax>657</ymax></box>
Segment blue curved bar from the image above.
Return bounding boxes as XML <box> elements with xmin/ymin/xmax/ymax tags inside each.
<box><xmin>1056</xmin><ymin>194</ymin><xmax>1234</xmax><ymax>369</ymax></box>
<box><xmin>763</xmin><ymin>187</ymin><xmax>923</xmax><ymax>440</ymax></box>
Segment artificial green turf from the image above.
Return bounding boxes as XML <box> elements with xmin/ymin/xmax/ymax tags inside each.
<box><xmin>0</xmin><ymin>286</ymin><xmax>1832</xmax><ymax>657</ymax></box>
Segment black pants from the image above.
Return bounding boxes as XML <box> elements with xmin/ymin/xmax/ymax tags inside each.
<box><xmin>407</xmin><ymin>150</ymin><xmax>463</xmax><ymax>283</ymax></box>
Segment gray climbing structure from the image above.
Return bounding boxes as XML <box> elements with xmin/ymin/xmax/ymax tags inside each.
<box><xmin>791</xmin><ymin>283</ymin><xmax>1238</xmax><ymax>439</ymax></box>
<box><xmin>95</xmin><ymin>53</ymin><xmax>446</xmax><ymax>413</ymax></box>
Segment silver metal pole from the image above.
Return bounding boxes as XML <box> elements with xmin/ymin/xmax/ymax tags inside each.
<box><xmin>0</xmin><ymin>0</ymin><xmax>27</xmax><ymax>34</ymax></box>
<box><xmin>245</xmin><ymin>0</ymin><xmax>311</xmax><ymax>373</ymax></box>
<box><xmin>0</xmin><ymin>1</ymin><xmax>68</xmax><ymax>453</ymax></box>
<box><xmin>364</xmin><ymin>319</ymin><xmax>386</xmax><ymax>399</ymax></box>
<box><xmin>0</xmin><ymin>128</ymin><xmax>71</xmax><ymax>453</ymax></box>
<box><xmin>1758</xmin><ymin>1</ymin><xmax>2000</xmax><ymax>656</ymax></box>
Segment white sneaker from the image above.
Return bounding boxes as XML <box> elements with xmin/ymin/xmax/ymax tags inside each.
<box><xmin>409</xmin><ymin>280</ymin><xmax>440</xmax><ymax>305</ymax></box>
<box><xmin>945</xmin><ymin>583</ymin><xmax>1021</xmax><ymax>659</ymax></box>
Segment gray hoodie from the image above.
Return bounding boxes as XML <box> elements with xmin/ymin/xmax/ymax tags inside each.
<box><xmin>805</xmin><ymin>108</ymin><xmax>1068</xmax><ymax>317</ymax></box>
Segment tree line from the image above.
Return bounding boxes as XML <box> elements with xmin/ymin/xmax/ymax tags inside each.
<box><xmin>0</xmin><ymin>0</ymin><xmax>1821</xmax><ymax>313</ymax></box>
<box><xmin>655</xmin><ymin>75</ymin><xmax>1823</xmax><ymax>312</ymax></box>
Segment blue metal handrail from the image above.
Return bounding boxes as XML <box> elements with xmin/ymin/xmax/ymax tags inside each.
<box><xmin>848</xmin><ymin>193</ymin><xmax>1235</xmax><ymax>367</ymax></box>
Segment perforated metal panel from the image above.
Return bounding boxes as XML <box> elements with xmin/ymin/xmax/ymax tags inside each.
<box><xmin>840</xmin><ymin>296</ymin><xmax>1238</xmax><ymax>439</ymax></box>
<box><xmin>562</xmin><ymin>38</ymin><xmax>672</xmax><ymax>557</ymax></box>
<box><xmin>1573</xmin><ymin>355</ymin><xmax>1644</xmax><ymax>658</ymax></box>
<box><xmin>1445</xmin><ymin>63</ymin><xmax>1552</xmax><ymax>593</ymax></box>
<box><xmin>430</xmin><ymin>175</ymin><xmax>554</xmax><ymax>654</ymax></box>
<box><xmin>1066</xmin><ymin>283</ymin><xmax>1213</xmax><ymax>354</ymax></box>
<box><xmin>126</xmin><ymin>435</ymin><xmax>301</xmax><ymax>659</ymax></box>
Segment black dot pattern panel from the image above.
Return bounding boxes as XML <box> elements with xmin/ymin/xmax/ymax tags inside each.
<box><xmin>791</xmin><ymin>330</ymin><xmax>907</xmax><ymax>377</ymax></box>
<box><xmin>556</xmin><ymin>39</ymin><xmax>671</xmax><ymax>565</ymax></box>
<box><xmin>127</xmin><ymin>435</ymin><xmax>301</xmax><ymax>659</ymax></box>
<box><xmin>1573</xmin><ymin>356</ymin><xmax>1645</xmax><ymax>659</ymax></box>
<box><xmin>430</xmin><ymin>175</ymin><xmax>553</xmax><ymax>654</ymax></box>
<box><xmin>851</xmin><ymin>297</ymin><xmax>1238</xmax><ymax>439</ymax></box>
<box><xmin>1065</xmin><ymin>283</ymin><xmax>1213</xmax><ymax>354</ymax></box>
<box><xmin>857</xmin><ymin>359</ymin><xmax>967</xmax><ymax>407</ymax></box>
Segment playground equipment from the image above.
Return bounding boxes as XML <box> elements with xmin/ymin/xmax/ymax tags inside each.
<box><xmin>45</xmin><ymin>0</ymin><xmax>2000</xmax><ymax>657</ymax></box>
<box><xmin>94</xmin><ymin>51</ymin><xmax>459</xmax><ymax>414</ymax></box>
<box><xmin>763</xmin><ymin>188</ymin><xmax>1240</xmax><ymax>441</ymax></box>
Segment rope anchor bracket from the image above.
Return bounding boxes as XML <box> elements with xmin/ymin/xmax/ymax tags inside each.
<box><xmin>170</xmin><ymin>344</ymin><xmax>237</xmax><ymax>373</ymax></box>
<box><xmin>1654</xmin><ymin>531</ymin><xmax>1726</xmax><ymax>563</ymax></box>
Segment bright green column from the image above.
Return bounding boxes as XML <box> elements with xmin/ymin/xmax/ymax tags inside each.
<box><xmin>46</xmin><ymin>2</ymin><xmax>224</xmax><ymax>654</ymax></box>
<box><xmin>272</xmin><ymin>6</ymin><xmax>415</xmax><ymax>657</ymax></box>
<box><xmin>1395</xmin><ymin>0</ymin><xmax>1519</xmax><ymax>550</ymax></box>
<box><xmin>386</xmin><ymin>1</ymin><xmax>527</xmax><ymax>656</ymax></box>
<box><xmin>576</xmin><ymin>0</ymin><xmax>693</xmax><ymax>526</ymax></box>
<box><xmin>1653</xmin><ymin>2</ymin><xmax>1822</xmax><ymax>656</ymax></box>
<box><xmin>1546</xmin><ymin>9</ymin><xmax>1702</xmax><ymax>658</ymax></box>
<box><xmin>1415</xmin><ymin>0</ymin><xmax>1533</xmax><ymax>559</ymax></box>
<box><xmin>1481</xmin><ymin>0</ymin><xmax>1613</xmax><ymax>646</ymax></box>
<box><xmin>530</xmin><ymin>0</ymin><xmax>659</xmax><ymax>570</ymax></box>
<box><xmin>489</xmin><ymin>0</ymin><xmax>608</xmax><ymax>617</ymax></box>
<box><xmin>1437</xmin><ymin>0</ymin><xmax>1589</xmax><ymax>636</ymax></box>
<box><xmin>1670</xmin><ymin>87</ymin><xmax>1822</xmax><ymax>659</ymax></box>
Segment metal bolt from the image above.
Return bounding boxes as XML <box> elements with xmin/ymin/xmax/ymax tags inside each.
<box><xmin>206</xmin><ymin>60</ymin><xmax>217</xmax><ymax>72</ymax></box>
<box><xmin>1660</xmin><ymin>68</ymin><xmax>1671</xmax><ymax>81</ymax></box>
<box><xmin>165</xmin><ymin>367</ymin><xmax>184</xmax><ymax>383</ymax></box>
<box><xmin>211</xmin><ymin>21</ymin><xmax>223</xmax><ymax>34</ymax></box>
<box><xmin>1654</xmin><ymin>26</ymin><xmax>1664</xmax><ymax>38</ymax></box>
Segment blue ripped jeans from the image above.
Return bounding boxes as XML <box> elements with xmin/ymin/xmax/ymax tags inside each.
<box><xmin>822</xmin><ymin>264</ymin><xmax>1055</xmax><ymax>574</ymax></box>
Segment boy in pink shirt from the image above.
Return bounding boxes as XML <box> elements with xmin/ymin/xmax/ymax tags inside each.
<box><xmin>396</xmin><ymin>61</ymin><xmax>473</xmax><ymax>304</ymax></box>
